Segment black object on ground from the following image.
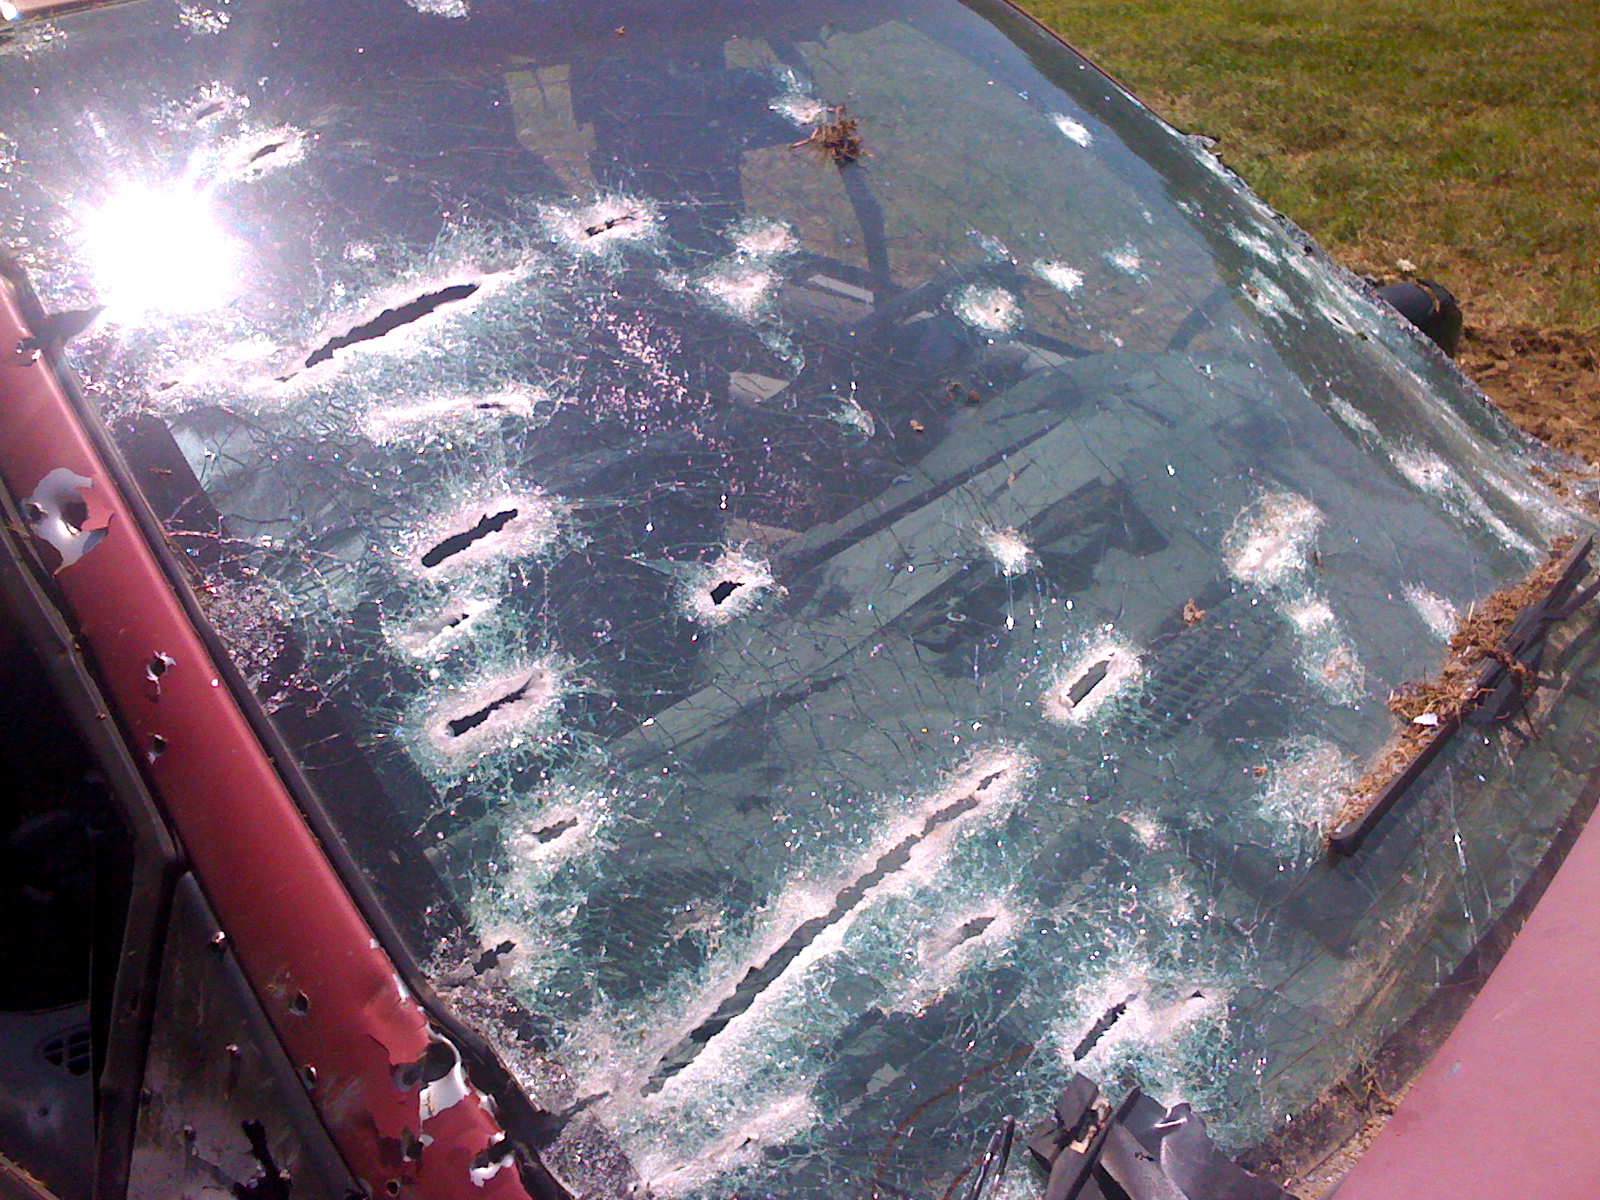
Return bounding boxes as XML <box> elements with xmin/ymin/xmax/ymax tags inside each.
<box><xmin>1376</xmin><ymin>279</ymin><xmax>1464</xmax><ymax>357</ymax></box>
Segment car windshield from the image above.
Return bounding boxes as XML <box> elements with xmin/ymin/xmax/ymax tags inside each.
<box><xmin>4</xmin><ymin>0</ymin><xmax>1599</xmax><ymax>1194</ymax></box>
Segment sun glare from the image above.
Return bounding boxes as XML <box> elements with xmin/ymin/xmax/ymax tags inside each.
<box><xmin>82</xmin><ymin>184</ymin><xmax>241</xmax><ymax>318</ymax></box>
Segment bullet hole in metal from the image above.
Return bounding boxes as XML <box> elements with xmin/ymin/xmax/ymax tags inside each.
<box><xmin>289</xmin><ymin>991</ymin><xmax>310</xmax><ymax>1015</ymax></box>
<box><xmin>209</xmin><ymin>930</ymin><xmax>227</xmax><ymax>953</ymax></box>
<box><xmin>303</xmin><ymin>282</ymin><xmax>480</xmax><ymax>369</ymax></box>
<box><xmin>470</xmin><ymin>1137</ymin><xmax>511</xmax><ymax>1171</ymax></box>
<box><xmin>146</xmin><ymin>652</ymin><xmax>175</xmax><ymax>681</ymax></box>
<box><xmin>302</xmin><ymin>1064</ymin><xmax>318</xmax><ymax>1088</ymax></box>
<box><xmin>384</xmin><ymin>1180</ymin><xmax>400</xmax><ymax>1197</ymax></box>
<box><xmin>400</xmin><ymin>1128</ymin><xmax>424</xmax><ymax>1162</ymax></box>
<box><xmin>421</xmin><ymin>508</ymin><xmax>519</xmax><ymax>569</ymax></box>
<box><xmin>147</xmin><ymin>733</ymin><xmax>168</xmax><ymax>762</ymax></box>
<box><xmin>708</xmin><ymin>579</ymin><xmax>744</xmax><ymax>606</ymax></box>
<box><xmin>23</xmin><ymin>468</ymin><xmax>108</xmax><ymax>569</ymax></box>
<box><xmin>395</xmin><ymin>1041</ymin><xmax>459</xmax><ymax>1092</ymax></box>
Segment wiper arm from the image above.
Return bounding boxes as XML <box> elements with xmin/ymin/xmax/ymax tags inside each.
<box><xmin>1329</xmin><ymin>534</ymin><xmax>1597</xmax><ymax>856</ymax></box>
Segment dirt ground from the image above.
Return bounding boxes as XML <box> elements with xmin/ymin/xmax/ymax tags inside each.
<box><xmin>1458</xmin><ymin>323</ymin><xmax>1600</xmax><ymax>470</ymax></box>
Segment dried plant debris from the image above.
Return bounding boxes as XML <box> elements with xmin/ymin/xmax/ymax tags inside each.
<box><xmin>1330</xmin><ymin>535</ymin><xmax>1586</xmax><ymax>849</ymax></box>
<box><xmin>792</xmin><ymin>105</ymin><xmax>863</xmax><ymax>165</ymax></box>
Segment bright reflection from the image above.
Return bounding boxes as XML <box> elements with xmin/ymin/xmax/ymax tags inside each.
<box><xmin>81</xmin><ymin>184</ymin><xmax>240</xmax><ymax>318</ymax></box>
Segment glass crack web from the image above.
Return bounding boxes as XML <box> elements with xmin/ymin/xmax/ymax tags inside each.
<box><xmin>2</xmin><ymin>3</ymin><xmax>1597</xmax><ymax>1198</ymax></box>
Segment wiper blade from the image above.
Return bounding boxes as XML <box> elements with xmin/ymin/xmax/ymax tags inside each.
<box><xmin>1329</xmin><ymin>534</ymin><xmax>1597</xmax><ymax>855</ymax></box>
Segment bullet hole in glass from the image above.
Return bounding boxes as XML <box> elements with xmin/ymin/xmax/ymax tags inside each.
<box><xmin>247</xmin><ymin>140</ymin><xmax>286</xmax><ymax>166</ymax></box>
<box><xmin>472</xmin><ymin>939</ymin><xmax>516</xmax><ymax>974</ymax></box>
<box><xmin>1066</xmin><ymin>659</ymin><xmax>1112</xmax><ymax>707</ymax></box>
<box><xmin>446</xmin><ymin>678</ymin><xmax>536</xmax><ymax>737</ymax></box>
<box><xmin>952</xmin><ymin>914</ymin><xmax>996</xmax><ymax>943</ymax></box>
<box><xmin>421</xmin><ymin>508</ymin><xmax>519</xmax><ymax>569</ymax></box>
<box><xmin>645</xmin><ymin>787</ymin><xmax>987</xmax><ymax>1094</ymax></box>
<box><xmin>528</xmin><ymin>817</ymin><xmax>578</xmax><ymax>844</ymax></box>
<box><xmin>303</xmin><ymin>281</ymin><xmax>480</xmax><ymax>369</ymax></box>
<box><xmin>584</xmin><ymin>211</ymin><xmax>636</xmax><ymax>237</ymax></box>
<box><xmin>1072</xmin><ymin>995</ymin><xmax>1132</xmax><ymax>1060</ymax></box>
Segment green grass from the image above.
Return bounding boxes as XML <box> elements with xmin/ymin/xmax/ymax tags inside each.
<box><xmin>1016</xmin><ymin>0</ymin><xmax>1600</xmax><ymax>331</ymax></box>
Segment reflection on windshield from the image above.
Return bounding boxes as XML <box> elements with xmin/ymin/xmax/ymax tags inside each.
<box><xmin>82</xmin><ymin>182</ymin><xmax>241</xmax><ymax>317</ymax></box>
<box><xmin>2</xmin><ymin>0</ymin><xmax>1597</xmax><ymax>1196</ymax></box>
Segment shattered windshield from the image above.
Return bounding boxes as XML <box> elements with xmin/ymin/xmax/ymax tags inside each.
<box><xmin>4</xmin><ymin>0</ymin><xmax>1600</xmax><ymax>1194</ymax></box>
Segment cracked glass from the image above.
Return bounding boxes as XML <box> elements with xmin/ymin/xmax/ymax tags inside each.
<box><xmin>4</xmin><ymin>0</ymin><xmax>1600</xmax><ymax>1195</ymax></box>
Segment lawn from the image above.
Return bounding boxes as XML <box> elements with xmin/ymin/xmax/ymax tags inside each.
<box><xmin>1016</xmin><ymin>0</ymin><xmax>1600</xmax><ymax>465</ymax></box>
<box><xmin>1017</xmin><ymin>0</ymin><xmax>1600</xmax><ymax>330</ymax></box>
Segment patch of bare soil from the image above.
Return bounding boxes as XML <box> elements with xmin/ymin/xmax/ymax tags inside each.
<box><xmin>1459</xmin><ymin>324</ymin><xmax>1600</xmax><ymax>467</ymax></box>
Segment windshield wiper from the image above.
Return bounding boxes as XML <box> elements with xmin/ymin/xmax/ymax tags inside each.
<box><xmin>1329</xmin><ymin>534</ymin><xmax>1597</xmax><ymax>855</ymax></box>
